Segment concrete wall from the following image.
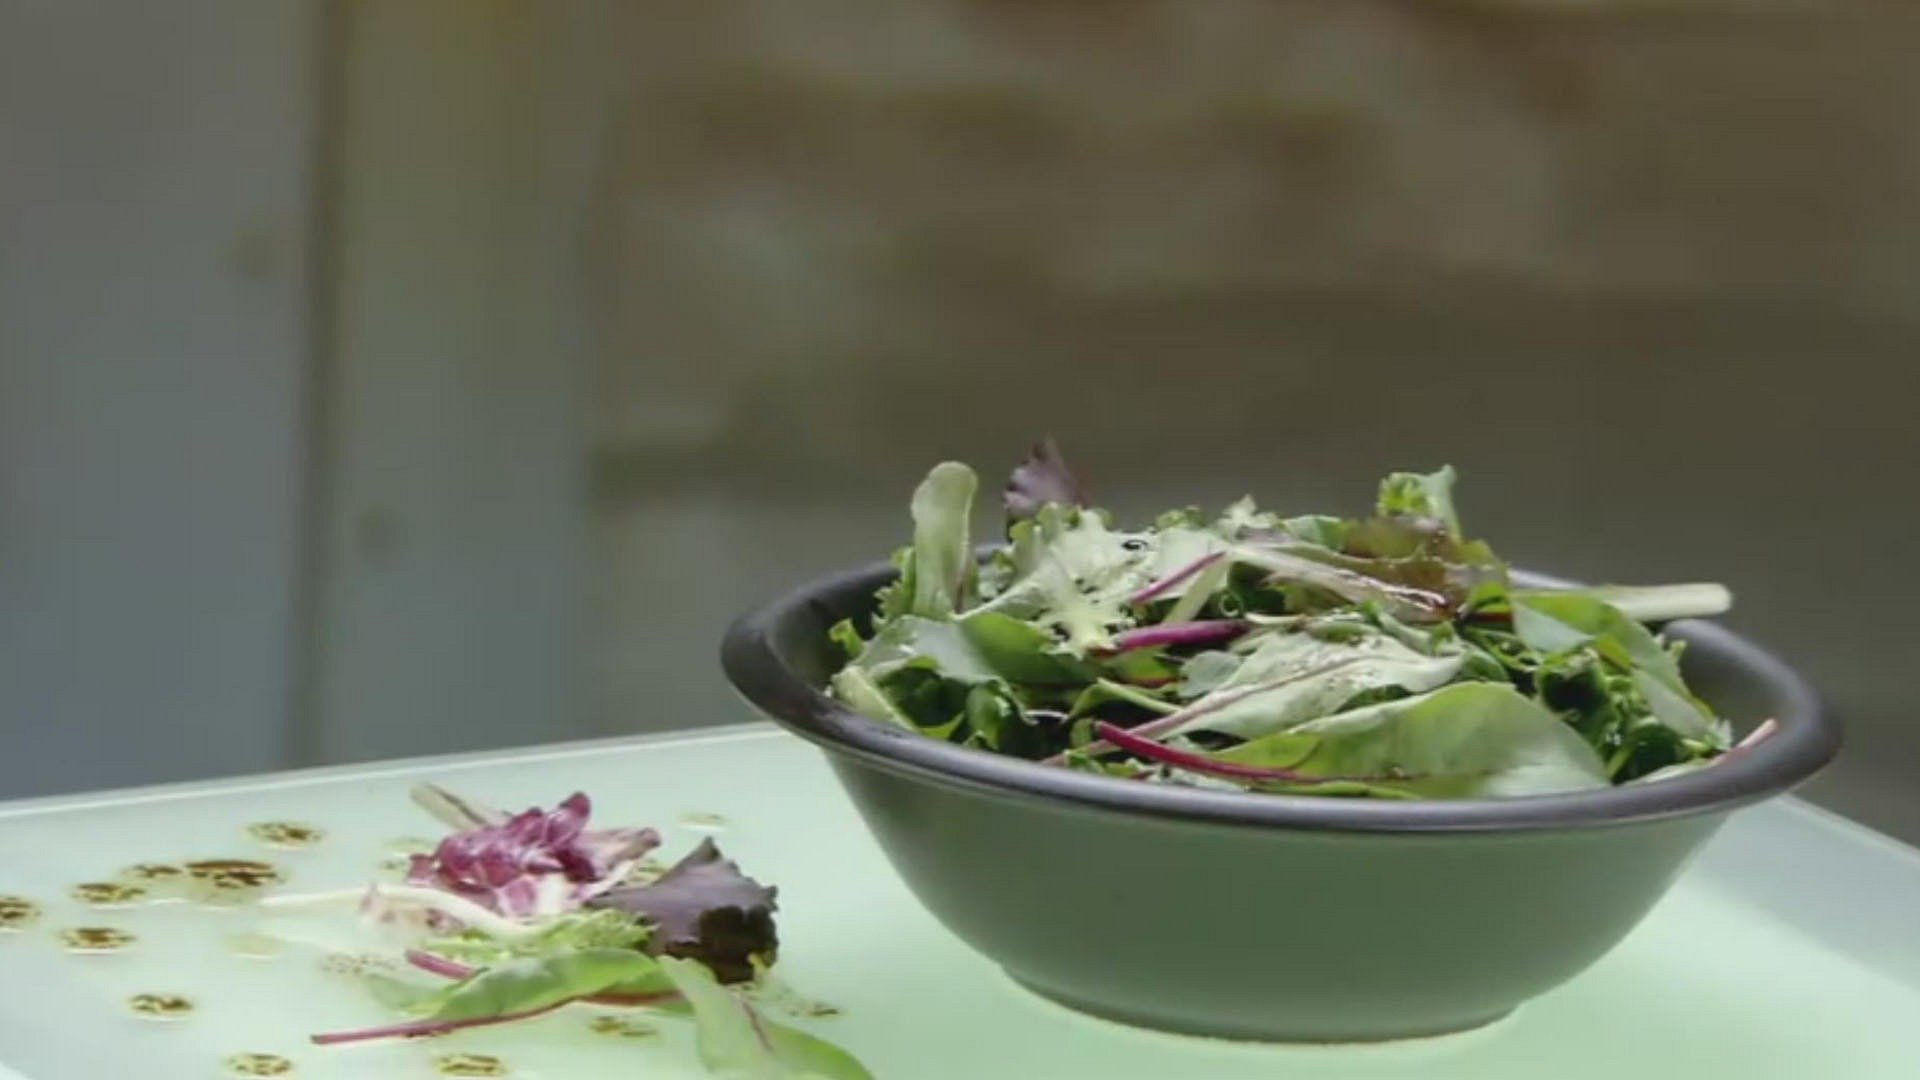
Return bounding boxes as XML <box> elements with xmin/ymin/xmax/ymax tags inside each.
<box><xmin>0</xmin><ymin>1</ymin><xmax>319</xmax><ymax>797</ymax></box>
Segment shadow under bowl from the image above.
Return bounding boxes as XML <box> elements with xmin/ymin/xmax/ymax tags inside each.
<box><xmin>722</xmin><ymin>562</ymin><xmax>1838</xmax><ymax>1042</ymax></box>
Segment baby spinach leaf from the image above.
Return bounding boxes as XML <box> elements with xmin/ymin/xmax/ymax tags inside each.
<box><xmin>660</xmin><ymin>957</ymin><xmax>876</xmax><ymax>1080</ymax></box>
<box><xmin>418</xmin><ymin>948</ymin><xmax>663</xmax><ymax>1024</ymax></box>
<box><xmin>1215</xmin><ymin>682</ymin><xmax>1609</xmax><ymax>797</ymax></box>
<box><xmin>1135</xmin><ymin>630</ymin><xmax>1470</xmax><ymax>743</ymax></box>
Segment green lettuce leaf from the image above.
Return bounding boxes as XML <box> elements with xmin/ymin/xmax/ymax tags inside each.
<box><xmin>840</xmin><ymin>613</ymin><xmax>1091</xmax><ymax>689</ymax></box>
<box><xmin>1510</xmin><ymin>590</ymin><xmax>1721</xmax><ymax>741</ymax></box>
<box><xmin>660</xmin><ymin>957</ymin><xmax>875</xmax><ymax>1080</ymax></box>
<box><xmin>878</xmin><ymin>462</ymin><xmax>977</xmax><ymax>619</ymax></box>
<box><xmin>411</xmin><ymin>948</ymin><xmax>664</xmax><ymax>1023</ymax></box>
<box><xmin>1376</xmin><ymin>465</ymin><xmax>1461</xmax><ymax>536</ymax></box>
<box><xmin>421</xmin><ymin>908</ymin><xmax>651</xmax><ymax>967</ymax></box>
<box><xmin>1137</xmin><ymin>628</ymin><xmax>1471</xmax><ymax>743</ymax></box>
<box><xmin>1227</xmin><ymin>536</ymin><xmax>1502</xmax><ymax>624</ymax></box>
<box><xmin>973</xmin><ymin>505</ymin><xmax>1156</xmax><ymax>653</ymax></box>
<box><xmin>828</xmin><ymin>666</ymin><xmax>916</xmax><ymax>730</ymax></box>
<box><xmin>1214</xmin><ymin>682</ymin><xmax>1609</xmax><ymax>797</ymax></box>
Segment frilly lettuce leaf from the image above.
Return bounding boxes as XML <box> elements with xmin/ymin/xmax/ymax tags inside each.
<box><xmin>973</xmin><ymin>505</ymin><xmax>1151</xmax><ymax>653</ymax></box>
<box><xmin>1376</xmin><ymin>465</ymin><xmax>1461</xmax><ymax>536</ymax></box>
<box><xmin>421</xmin><ymin>908</ymin><xmax>651</xmax><ymax>966</ymax></box>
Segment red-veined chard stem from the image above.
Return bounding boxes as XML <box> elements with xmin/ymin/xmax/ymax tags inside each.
<box><xmin>1127</xmin><ymin>552</ymin><xmax>1224</xmax><ymax>605</ymax></box>
<box><xmin>1046</xmin><ymin>656</ymin><xmax>1368</xmax><ymax>763</ymax></box>
<box><xmin>401</xmin><ymin>950</ymin><xmax>680</xmax><ymax>1008</ymax></box>
<box><xmin>1091</xmin><ymin>722</ymin><xmax>1338</xmax><ymax>784</ymax></box>
<box><xmin>310</xmin><ymin>1001</ymin><xmax>570</xmax><ymax>1046</ymax></box>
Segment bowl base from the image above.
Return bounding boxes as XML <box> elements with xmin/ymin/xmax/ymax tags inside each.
<box><xmin>1007</xmin><ymin>972</ymin><xmax>1514</xmax><ymax>1045</ymax></box>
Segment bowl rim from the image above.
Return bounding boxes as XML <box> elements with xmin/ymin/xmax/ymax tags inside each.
<box><xmin>721</xmin><ymin>556</ymin><xmax>1839</xmax><ymax>833</ymax></box>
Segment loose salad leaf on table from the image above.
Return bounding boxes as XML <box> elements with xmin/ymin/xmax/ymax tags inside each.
<box><xmin>828</xmin><ymin>443</ymin><xmax>1750</xmax><ymax>798</ymax></box>
<box><xmin>272</xmin><ymin>786</ymin><xmax>871</xmax><ymax>1079</ymax></box>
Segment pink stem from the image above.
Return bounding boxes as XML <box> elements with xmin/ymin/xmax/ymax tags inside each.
<box><xmin>404</xmin><ymin>950</ymin><xmax>471</xmax><ymax>980</ymax></box>
<box><xmin>1128</xmin><ymin>552</ymin><xmax>1223</xmax><ymax>605</ymax></box>
<box><xmin>589</xmin><ymin>986</ymin><xmax>682</xmax><ymax>1007</ymax></box>
<box><xmin>1046</xmin><ymin>656</ymin><xmax>1367</xmax><ymax>764</ymax></box>
<box><xmin>310</xmin><ymin>1001</ymin><xmax>569</xmax><ymax>1046</ymax></box>
<box><xmin>1100</xmin><ymin>620</ymin><xmax>1248</xmax><ymax>654</ymax></box>
<box><xmin>404</xmin><ymin>949</ymin><xmax>680</xmax><ymax>1008</ymax></box>
<box><xmin>1725</xmin><ymin>718</ymin><xmax>1779</xmax><ymax>758</ymax></box>
<box><xmin>1092</xmin><ymin>721</ymin><xmax>1373</xmax><ymax>786</ymax></box>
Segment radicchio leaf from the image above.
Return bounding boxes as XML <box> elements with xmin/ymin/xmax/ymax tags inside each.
<box><xmin>1004</xmin><ymin>437</ymin><xmax>1087</xmax><ymax>527</ymax></box>
<box><xmin>406</xmin><ymin>789</ymin><xmax>660</xmax><ymax>920</ymax></box>
<box><xmin>589</xmin><ymin>839</ymin><xmax>778</xmax><ymax>984</ymax></box>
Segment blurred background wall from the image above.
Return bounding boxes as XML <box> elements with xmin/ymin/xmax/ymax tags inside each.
<box><xmin>2</xmin><ymin>1</ymin><xmax>1915</xmax><ymax>839</ymax></box>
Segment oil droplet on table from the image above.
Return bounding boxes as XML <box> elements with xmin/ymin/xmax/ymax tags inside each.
<box><xmin>119</xmin><ymin>863</ymin><xmax>188</xmax><ymax>899</ymax></box>
<box><xmin>0</xmin><ymin>895</ymin><xmax>40</xmax><ymax>931</ymax></box>
<box><xmin>587</xmin><ymin>1014</ymin><xmax>657</xmax><ymax>1038</ymax></box>
<box><xmin>60</xmin><ymin>926</ymin><xmax>137</xmax><ymax>953</ymax></box>
<box><xmin>71</xmin><ymin>881</ymin><xmax>149</xmax><ymax>907</ymax></box>
<box><xmin>677</xmin><ymin>811</ymin><xmax>729</xmax><ymax>833</ymax></box>
<box><xmin>128</xmin><ymin>992</ymin><xmax>194</xmax><ymax>1020</ymax></box>
<box><xmin>317</xmin><ymin>952</ymin><xmax>397</xmax><ymax>978</ymax></box>
<box><xmin>223</xmin><ymin>1052</ymin><xmax>295</xmax><ymax>1076</ymax></box>
<box><xmin>120</xmin><ymin>862</ymin><xmax>185</xmax><ymax>884</ymax></box>
<box><xmin>226</xmin><ymin>933</ymin><xmax>284</xmax><ymax>960</ymax></box>
<box><xmin>185</xmin><ymin>859</ymin><xmax>286</xmax><ymax>903</ymax></box>
<box><xmin>187</xmin><ymin>859</ymin><xmax>285</xmax><ymax>888</ymax></box>
<box><xmin>247</xmin><ymin>822</ymin><xmax>325</xmax><ymax>850</ymax></box>
<box><xmin>433</xmin><ymin>1052</ymin><xmax>509</xmax><ymax>1077</ymax></box>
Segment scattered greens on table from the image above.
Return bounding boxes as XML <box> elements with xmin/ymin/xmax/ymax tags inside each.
<box><xmin>827</xmin><ymin>441</ymin><xmax>1758</xmax><ymax>798</ymax></box>
<box><xmin>286</xmin><ymin>787</ymin><xmax>872</xmax><ymax>1079</ymax></box>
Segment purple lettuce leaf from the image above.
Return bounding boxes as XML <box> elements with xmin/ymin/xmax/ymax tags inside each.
<box><xmin>589</xmin><ymin>839</ymin><xmax>778</xmax><ymax>984</ymax></box>
<box><xmin>1004</xmin><ymin>437</ymin><xmax>1087</xmax><ymax>526</ymax></box>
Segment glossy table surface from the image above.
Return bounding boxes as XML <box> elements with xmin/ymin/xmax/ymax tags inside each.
<box><xmin>2</xmin><ymin>724</ymin><xmax>1917</xmax><ymax>1079</ymax></box>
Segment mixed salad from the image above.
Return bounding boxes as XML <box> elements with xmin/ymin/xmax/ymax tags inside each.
<box><xmin>270</xmin><ymin>787</ymin><xmax>871</xmax><ymax>1079</ymax></box>
<box><xmin>828</xmin><ymin>442</ymin><xmax>1763</xmax><ymax>798</ymax></box>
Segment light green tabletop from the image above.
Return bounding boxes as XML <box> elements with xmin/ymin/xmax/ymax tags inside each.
<box><xmin>1</xmin><ymin>724</ymin><xmax>1917</xmax><ymax>1079</ymax></box>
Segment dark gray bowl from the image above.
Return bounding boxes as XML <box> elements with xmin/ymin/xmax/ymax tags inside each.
<box><xmin>722</xmin><ymin>562</ymin><xmax>1838</xmax><ymax>1042</ymax></box>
